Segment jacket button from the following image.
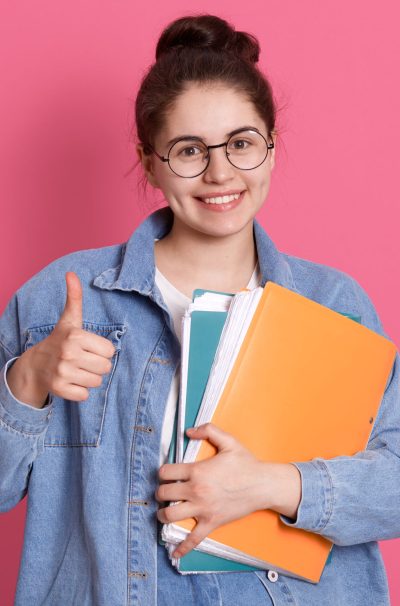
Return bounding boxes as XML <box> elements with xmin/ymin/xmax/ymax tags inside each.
<box><xmin>267</xmin><ymin>570</ymin><xmax>279</xmax><ymax>582</ymax></box>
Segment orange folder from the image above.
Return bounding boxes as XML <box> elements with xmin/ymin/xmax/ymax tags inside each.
<box><xmin>174</xmin><ymin>282</ymin><xmax>397</xmax><ymax>582</ymax></box>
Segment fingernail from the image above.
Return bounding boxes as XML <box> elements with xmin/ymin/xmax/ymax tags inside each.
<box><xmin>173</xmin><ymin>550</ymin><xmax>182</xmax><ymax>558</ymax></box>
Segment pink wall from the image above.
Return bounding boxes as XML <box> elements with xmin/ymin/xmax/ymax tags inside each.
<box><xmin>1</xmin><ymin>1</ymin><xmax>399</xmax><ymax>604</ymax></box>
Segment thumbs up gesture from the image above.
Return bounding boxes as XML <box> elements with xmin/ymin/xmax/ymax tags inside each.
<box><xmin>19</xmin><ymin>272</ymin><xmax>117</xmax><ymax>405</ymax></box>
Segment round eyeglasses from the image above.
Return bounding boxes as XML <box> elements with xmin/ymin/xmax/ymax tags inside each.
<box><xmin>147</xmin><ymin>129</ymin><xmax>274</xmax><ymax>178</ymax></box>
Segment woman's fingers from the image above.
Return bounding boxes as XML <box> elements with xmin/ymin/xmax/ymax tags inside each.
<box><xmin>155</xmin><ymin>479</ymin><xmax>191</xmax><ymax>503</ymax></box>
<box><xmin>77</xmin><ymin>349</ymin><xmax>114</xmax><ymax>375</ymax></box>
<box><xmin>155</xmin><ymin>425</ymin><xmax>270</xmax><ymax>561</ymax></box>
<box><xmin>159</xmin><ymin>463</ymin><xmax>192</xmax><ymax>482</ymax></box>
<box><xmin>77</xmin><ymin>329</ymin><xmax>117</xmax><ymax>358</ymax></box>
<box><xmin>186</xmin><ymin>423</ymin><xmax>237</xmax><ymax>451</ymax></box>
<box><xmin>156</xmin><ymin>501</ymin><xmax>199</xmax><ymax>524</ymax></box>
<box><xmin>69</xmin><ymin>368</ymin><xmax>105</xmax><ymax>389</ymax></box>
<box><xmin>172</xmin><ymin>522</ymin><xmax>210</xmax><ymax>559</ymax></box>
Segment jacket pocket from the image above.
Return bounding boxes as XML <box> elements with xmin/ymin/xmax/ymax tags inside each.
<box><xmin>24</xmin><ymin>322</ymin><xmax>127</xmax><ymax>447</ymax></box>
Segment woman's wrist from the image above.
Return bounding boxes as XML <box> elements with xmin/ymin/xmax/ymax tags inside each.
<box><xmin>257</xmin><ymin>461</ymin><xmax>302</xmax><ymax>520</ymax></box>
<box><xmin>6</xmin><ymin>349</ymin><xmax>49</xmax><ymax>409</ymax></box>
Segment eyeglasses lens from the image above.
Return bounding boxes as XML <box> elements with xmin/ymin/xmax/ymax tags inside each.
<box><xmin>168</xmin><ymin>130</ymin><xmax>270</xmax><ymax>177</ymax></box>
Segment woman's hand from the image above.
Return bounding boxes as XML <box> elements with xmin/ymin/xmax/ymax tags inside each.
<box><xmin>156</xmin><ymin>423</ymin><xmax>302</xmax><ymax>558</ymax></box>
<box><xmin>7</xmin><ymin>271</ymin><xmax>116</xmax><ymax>408</ymax></box>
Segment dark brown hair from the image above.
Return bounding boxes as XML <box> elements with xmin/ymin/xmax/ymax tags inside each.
<box><xmin>134</xmin><ymin>14</ymin><xmax>277</xmax><ymax>157</ymax></box>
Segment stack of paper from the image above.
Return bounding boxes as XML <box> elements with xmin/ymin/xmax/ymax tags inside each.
<box><xmin>166</xmin><ymin>289</ymin><xmax>258</xmax><ymax>573</ymax></box>
<box><xmin>162</xmin><ymin>282</ymin><xmax>397</xmax><ymax>583</ymax></box>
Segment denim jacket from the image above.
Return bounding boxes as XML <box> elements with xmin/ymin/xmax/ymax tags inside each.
<box><xmin>0</xmin><ymin>206</ymin><xmax>399</xmax><ymax>606</ymax></box>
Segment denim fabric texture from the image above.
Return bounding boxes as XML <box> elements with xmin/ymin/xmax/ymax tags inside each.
<box><xmin>0</xmin><ymin>206</ymin><xmax>398</xmax><ymax>606</ymax></box>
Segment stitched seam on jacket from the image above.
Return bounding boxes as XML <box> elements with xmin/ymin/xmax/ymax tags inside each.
<box><xmin>0</xmin><ymin>338</ymin><xmax>19</xmax><ymax>358</ymax></box>
<box><xmin>127</xmin><ymin>320</ymin><xmax>168</xmax><ymax>605</ymax></box>
<box><xmin>313</xmin><ymin>459</ymin><xmax>334</xmax><ymax>531</ymax></box>
<box><xmin>0</xmin><ymin>416</ymin><xmax>44</xmax><ymax>437</ymax></box>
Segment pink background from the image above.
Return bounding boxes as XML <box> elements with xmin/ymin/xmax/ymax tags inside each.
<box><xmin>1</xmin><ymin>1</ymin><xmax>399</xmax><ymax>604</ymax></box>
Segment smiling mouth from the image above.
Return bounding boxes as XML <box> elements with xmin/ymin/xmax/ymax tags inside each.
<box><xmin>195</xmin><ymin>191</ymin><xmax>244</xmax><ymax>205</ymax></box>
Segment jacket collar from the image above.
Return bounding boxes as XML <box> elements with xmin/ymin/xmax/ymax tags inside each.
<box><xmin>93</xmin><ymin>206</ymin><xmax>298</xmax><ymax>297</ymax></box>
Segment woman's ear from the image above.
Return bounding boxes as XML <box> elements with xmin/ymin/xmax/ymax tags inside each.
<box><xmin>136</xmin><ymin>143</ymin><xmax>160</xmax><ymax>188</ymax></box>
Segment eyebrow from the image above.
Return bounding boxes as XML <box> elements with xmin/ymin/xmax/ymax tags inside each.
<box><xmin>165</xmin><ymin>126</ymin><xmax>262</xmax><ymax>148</ymax></box>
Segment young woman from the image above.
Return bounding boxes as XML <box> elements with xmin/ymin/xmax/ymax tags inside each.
<box><xmin>1</xmin><ymin>14</ymin><xmax>399</xmax><ymax>606</ymax></box>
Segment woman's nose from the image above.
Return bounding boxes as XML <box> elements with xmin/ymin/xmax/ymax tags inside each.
<box><xmin>202</xmin><ymin>146</ymin><xmax>236</xmax><ymax>183</ymax></box>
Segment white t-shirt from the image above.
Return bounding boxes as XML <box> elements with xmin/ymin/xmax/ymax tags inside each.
<box><xmin>155</xmin><ymin>261</ymin><xmax>261</xmax><ymax>465</ymax></box>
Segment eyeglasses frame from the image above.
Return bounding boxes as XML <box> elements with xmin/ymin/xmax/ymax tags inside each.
<box><xmin>147</xmin><ymin>128</ymin><xmax>275</xmax><ymax>178</ymax></box>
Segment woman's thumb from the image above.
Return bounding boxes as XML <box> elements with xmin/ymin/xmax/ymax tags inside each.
<box><xmin>186</xmin><ymin>423</ymin><xmax>235</xmax><ymax>451</ymax></box>
<box><xmin>59</xmin><ymin>272</ymin><xmax>83</xmax><ymax>328</ymax></box>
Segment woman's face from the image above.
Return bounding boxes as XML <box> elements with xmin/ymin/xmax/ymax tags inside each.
<box><xmin>138</xmin><ymin>83</ymin><xmax>275</xmax><ymax>241</ymax></box>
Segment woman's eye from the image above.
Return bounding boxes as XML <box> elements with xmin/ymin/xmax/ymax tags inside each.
<box><xmin>180</xmin><ymin>146</ymin><xmax>202</xmax><ymax>157</ymax></box>
<box><xmin>230</xmin><ymin>139</ymin><xmax>250</xmax><ymax>150</ymax></box>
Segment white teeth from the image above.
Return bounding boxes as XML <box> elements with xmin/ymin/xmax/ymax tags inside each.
<box><xmin>201</xmin><ymin>193</ymin><xmax>241</xmax><ymax>204</ymax></box>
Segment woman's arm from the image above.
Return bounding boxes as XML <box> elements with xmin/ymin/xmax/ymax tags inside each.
<box><xmin>0</xmin><ymin>293</ymin><xmax>54</xmax><ymax>513</ymax></box>
<box><xmin>6</xmin><ymin>350</ymin><xmax>50</xmax><ymax>409</ymax></box>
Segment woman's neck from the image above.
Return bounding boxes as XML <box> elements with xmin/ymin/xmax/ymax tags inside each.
<box><xmin>154</xmin><ymin>218</ymin><xmax>258</xmax><ymax>298</ymax></box>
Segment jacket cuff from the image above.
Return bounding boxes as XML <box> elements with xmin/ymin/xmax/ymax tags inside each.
<box><xmin>279</xmin><ymin>460</ymin><xmax>334</xmax><ymax>532</ymax></box>
<box><xmin>0</xmin><ymin>357</ymin><xmax>53</xmax><ymax>432</ymax></box>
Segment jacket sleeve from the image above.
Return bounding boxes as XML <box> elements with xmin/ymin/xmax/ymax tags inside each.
<box><xmin>279</xmin><ymin>281</ymin><xmax>400</xmax><ymax>547</ymax></box>
<box><xmin>0</xmin><ymin>291</ymin><xmax>54</xmax><ymax>513</ymax></box>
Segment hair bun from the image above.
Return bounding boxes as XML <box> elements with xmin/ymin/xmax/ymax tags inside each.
<box><xmin>155</xmin><ymin>15</ymin><xmax>260</xmax><ymax>64</ymax></box>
